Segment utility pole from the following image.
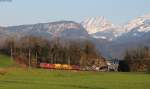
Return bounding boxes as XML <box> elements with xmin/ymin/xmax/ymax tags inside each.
<box><xmin>29</xmin><ymin>48</ymin><xmax>31</xmax><ymax>67</ymax></box>
<box><xmin>10</xmin><ymin>39</ymin><xmax>14</xmax><ymax>62</ymax></box>
<box><xmin>68</xmin><ymin>56</ymin><xmax>71</xmax><ymax>65</ymax></box>
<box><xmin>50</xmin><ymin>55</ymin><xmax>53</xmax><ymax>64</ymax></box>
<box><xmin>28</xmin><ymin>37</ymin><xmax>31</xmax><ymax>68</ymax></box>
<box><xmin>36</xmin><ymin>51</ymin><xmax>38</xmax><ymax>66</ymax></box>
<box><xmin>10</xmin><ymin>47</ymin><xmax>13</xmax><ymax>62</ymax></box>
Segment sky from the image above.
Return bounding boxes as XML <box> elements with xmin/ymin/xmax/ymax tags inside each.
<box><xmin>0</xmin><ymin>0</ymin><xmax>150</xmax><ymax>26</ymax></box>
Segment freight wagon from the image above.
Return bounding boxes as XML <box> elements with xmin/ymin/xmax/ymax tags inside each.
<box><xmin>40</xmin><ymin>63</ymin><xmax>80</xmax><ymax>70</ymax></box>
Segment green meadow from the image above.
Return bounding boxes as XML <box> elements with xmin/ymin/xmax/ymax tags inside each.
<box><xmin>0</xmin><ymin>53</ymin><xmax>14</xmax><ymax>68</ymax></box>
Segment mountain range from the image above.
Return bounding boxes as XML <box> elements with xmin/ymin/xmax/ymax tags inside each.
<box><xmin>0</xmin><ymin>14</ymin><xmax>150</xmax><ymax>59</ymax></box>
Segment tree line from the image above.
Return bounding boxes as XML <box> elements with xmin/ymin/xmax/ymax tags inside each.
<box><xmin>119</xmin><ymin>46</ymin><xmax>150</xmax><ymax>72</ymax></box>
<box><xmin>1</xmin><ymin>36</ymin><xmax>106</xmax><ymax>68</ymax></box>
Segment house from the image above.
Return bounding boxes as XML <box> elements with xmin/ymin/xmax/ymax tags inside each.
<box><xmin>106</xmin><ymin>59</ymin><xmax>119</xmax><ymax>72</ymax></box>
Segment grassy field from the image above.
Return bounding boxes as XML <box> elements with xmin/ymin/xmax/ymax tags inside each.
<box><xmin>0</xmin><ymin>69</ymin><xmax>150</xmax><ymax>89</ymax></box>
<box><xmin>0</xmin><ymin>53</ymin><xmax>13</xmax><ymax>68</ymax></box>
<box><xmin>0</xmin><ymin>54</ymin><xmax>150</xmax><ymax>89</ymax></box>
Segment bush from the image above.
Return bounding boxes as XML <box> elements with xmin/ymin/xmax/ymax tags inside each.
<box><xmin>0</xmin><ymin>68</ymin><xmax>7</xmax><ymax>75</ymax></box>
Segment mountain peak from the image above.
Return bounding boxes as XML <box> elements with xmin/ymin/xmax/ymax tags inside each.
<box><xmin>81</xmin><ymin>16</ymin><xmax>115</xmax><ymax>34</ymax></box>
<box><xmin>83</xmin><ymin>16</ymin><xmax>106</xmax><ymax>24</ymax></box>
<box><xmin>125</xmin><ymin>14</ymin><xmax>150</xmax><ymax>32</ymax></box>
<box><xmin>81</xmin><ymin>16</ymin><xmax>125</xmax><ymax>41</ymax></box>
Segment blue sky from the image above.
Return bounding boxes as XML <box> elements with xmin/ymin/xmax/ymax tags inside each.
<box><xmin>0</xmin><ymin>0</ymin><xmax>150</xmax><ymax>26</ymax></box>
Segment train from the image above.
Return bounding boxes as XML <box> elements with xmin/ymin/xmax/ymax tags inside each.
<box><xmin>40</xmin><ymin>63</ymin><xmax>80</xmax><ymax>70</ymax></box>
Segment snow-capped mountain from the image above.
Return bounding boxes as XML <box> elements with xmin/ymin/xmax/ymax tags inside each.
<box><xmin>4</xmin><ymin>21</ymin><xmax>89</xmax><ymax>39</ymax></box>
<box><xmin>81</xmin><ymin>14</ymin><xmax>150</xmax><ymax>59</ymax></box>
<box><xmin>125</xmin><ymin>14</ymin><xmax>150</xmax><ymax>32</ymax></box>
<box><xmin>124</xmin><ymin>14</ymin><xmax>150</xmax><ymax>38</ymax></box>
<box><xmin>117</xmin><ymin>14</ymin><xmax>150</xmax><ymax>41</ymax></box>
<box><xmin>0</xmin><ymin>21</ymin><xmax>90</xmax><ymax>48</ymax></box>
<box><xmin>81</xmin><ymin>16</ymin><xmax>125</xmax><ymax>41</ymax></box>
<box><xmin>108</xmin><ymin>14</ymin><xmax>150</xmax><ymax>59</ymax></box>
